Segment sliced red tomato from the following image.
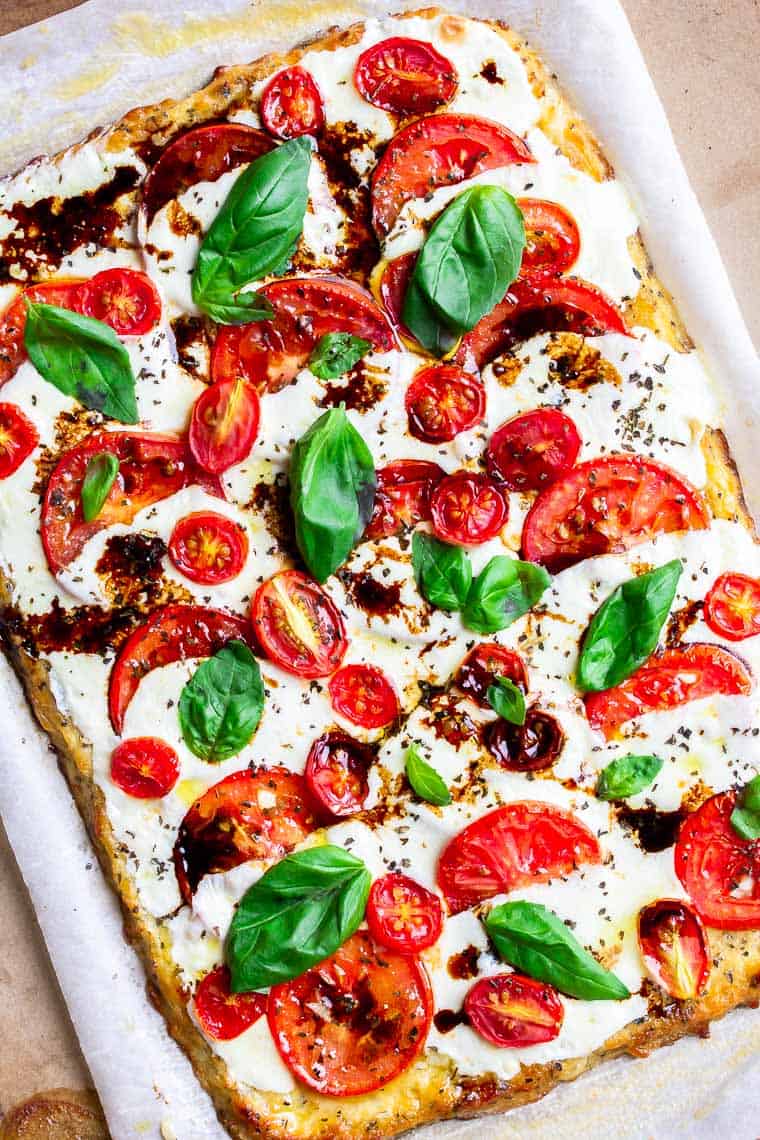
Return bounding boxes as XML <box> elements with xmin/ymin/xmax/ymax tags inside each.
<box><xmin>521</xmin><ymin>454</ymin><xmax>709</xmax><ymax>573</ymax></box>
<box><xmin>252</xmin><ymin>570</ymin><xmax>348</xmax><ymax>678</ymax></box>
<box><xmin>109</xmin><ymin>604</ymin><xmax>253</xmax><ymax>734</ymax></box>
<box><xmin>585</xmin><ymin>643</ymin><xmax>753</xmax><ymax>739</ymax></box>
<box><xmin>355</xmin><ymin>37</ymin><xmax>458</xmax><ymax>114</ymax></box>
<box><xmin>485</xmin><ymin>709</ymin><xmax>564</xmax><ymax>772</ymax></box>
<box><xmin>637</xmin><ymin>899</ymin><xmax>709</xmax><ymax>998</ymax></box>
<box><xmin>174</xmin><ymin>767</ymin><xmax>318</xmax><ymax>903</ymax></box>
<box><xmin>168</xmin><ymin>511</ymin><xmax>248</xmax><ymax>585</ymax></box>
<box><xmin>455</xmin><ymin>643</ymin><xmax>529</xmax><ymax>707</ymax></box>
<box><xmin>364</xmin><ymin>458</ymin><xmax>444</xmax><ymax>540</ymax></box>
<box><xmin>328</xmin><ymin>664</ymin><xmax>399</xmax><ymax>730</ymax></box>
<box><xmin>0</xmin><ymin>278</ymin><xmax>83</xmax><ymax>385</ymax></box>
<box><xmin>78</xmin><ymin>268</ymin><xmax>161</xmax><ymax>336</ymax></box>
<box><xmin>406</xmin><ymin>364</ymin><xmax>486</xmax><ymax>443</ymax></box>
<box><xmin>194</xmin><ymin>965</ymin><xmax>267</xmax><ymax>1041</ymax></box>
<box><xmin>304</xmin><ymin>731</ymin><xmax>372</xmax><ymax>818</ymax></box>
<box><xmin>704</xmin><ymin>572</ymin><xmax>760</xmax><ymax>642</ymax></box>
<box><xmin>371</xmin><ymin>114</ymin><xmax>535</xmax><ymax>236</ymax></box>
<box><xmin>260</xmin><ymin>66</ymin><xmax>325</xmax><ymax>139</ymax></box>
<box><xmin>430</xmin><ymin>471</ymin><xmax>507</xmax><ymax>546</ymax></box>
<box><xmin>675</xmin><ymin>791</ymin><xmax>760</xmax><ymax>930</ymax></box>
<box><xmin>465</xmin><ymin>973</ymin><xmax>564</xmax><ymax>1047</ymax></box>
<box><xmin>109</xmin><ymin>736</ymin><xmax>179</xmax><ymax>799</ymax></box>
<box><xmin>268</xmin><ymin>930</ymin><xmax>432</xmax><ymax>1096</ymax></box>
<box><xmin>367</xmin><ymin>872</ymin><xmax>443</xmax><ymax>953</ymax></box>
<box><xmin>437</xmin><ymin>800</ymin><xmax>601</xmax><ymax>914</ymax></box>
<box><xmin>211</xmin><ymin>277</ymin><xmax>395</xmax><ymax>394</ymax></box>
<box><xmin>487</xmin><ymin>408</ymin><xmax>582</xmax><ymax>492</ymax></box>
<box><xmin>518</xmin><ymin>198</ymin><xmax>580</xmax><ymax>278</ymax></box>
<box><xmin>189</xmin><ymin>377</ymin><xmax>260</xmax><ymax>475</ymax></box>
<box><xmin>0</xmin><ymin>403</ymin><xmax>38</xmax><ymax>478</ymax></box>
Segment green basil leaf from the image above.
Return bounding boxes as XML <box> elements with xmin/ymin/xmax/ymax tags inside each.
<box><xmin>309</xmin><ymin>333</ymin><xmax>371</xmax><ymax>380</ymax></box>
<box><xmin>289</xmin><ymin>406</ymin><xmax>376</xmax><ymax>581</ymax></box>
<box><xmin>405</xmin><ymin>743</ymin><xmax>451</xmax><ymax>806</ymax></box>
<box><xmin>730</xmin><ymin>774</ymin><xmax>760</xmax><ymax>840</ymax></box>
<box><xmin>577</xmin><ymin>560</ymin><xmax>682</xmax><ymax>693</ymax></box>
<box><xmin>486</xmin><ymin>900</ymin><xmax>631</xmax><ymax>1001</ymax></box>
<box><xmin>401</xmin><ymin>272</ymin><xmax>461</xmax><ymax>358</ymax></box>
<box><xmin>81</xmin><ymin>452</ymin><xmax>119</xmax><ymax>523</ymax></box>
<box><xmin>24</xmin><ymin>301</ymin><xmax>138</xmax><ymax>423</ymax></box>
<box><xmin>198</xmin><ymin>290</ymin><xmax>274</xmax><ymax>327</ymax></box>
<box><xmin>226</xmin><ymin>844</ymin><xmax>371</xmax><ymax>992</ymax></box>
<box><xmin>487</xmin><ymin>675</ymin><xmax>526</xmax><ymax>725</ymax></box>
<box><xmin>179</xmin><ymin>641</ymin><xmax>264</xmax><ymax>763</ymax></box>
<box><xmin>412</xmin><ymin>531</ymin><xmax>472</xmax><ymax>612</ymax></box>
<box><xmin>192</xmin><ymin>137</ymin><xmax>311</xmax><ymax>321</ymax></box>
<box><xmin>463</xmin><ymin>556</ymin><xmax>550</xmax><ymax>634</ymax></box>
<box><xmin>596</xmin><ymin>754</ymin><xmax>663</xmax><ymax>801</ymax></box>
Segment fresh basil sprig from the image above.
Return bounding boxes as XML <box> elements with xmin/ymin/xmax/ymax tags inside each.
<box><xmin>81</xmin><ymin>452</ymin><xmax>119</xmax><ymax>522</ymax></box>
<box><xmin>24</xmin><ymin>302</ymin><xmax>138</xmax><ymax>423</ymax></box>
<box><xmin>487</xmin><ymin>676</ymin><xmax>526</xmax><ymax>725</ymax></box>
<box><xmin>192</xmin><ymin>137</ymin><xmax>311</xmax><ymax>324</ymax></box>
<box><xmin>412</xmin><ymin>532</ymin><xmax>472</xmax><ymax>612</ymax></box>
<box><xmin>402</xmin><ymin>273</ymin><xmax>461</xmax><ymax>357</ymax></box>
<box><xmin>730</xmin><ymin>774</ymin><xmax>760</xmax><ymax>840</ymax></box>
<box><xmin>179</xmin><ymin>641</ymin><xmax>264</xmax><ymax>763</ymax></box>
<box><xmin>463</xmin><ymin>555</ymin><xmax>550</xmax><ymax>634</ymax></box>
<box><xmin>597</xmin><ymin>754</ymin><xmax>663</xmax><ymax>802</ymax></box>
<box><xmin>405</xmin><ymin>743</ymin><xmax>451</xmax><ymax>806</ymax></box>
<box><xmin>289</xmin><ymin>406</ymin><xmax>376</xmax><ymax>582</ymax></box>
<box><xmin>309</xmin><ymin>333</ymin><xmax>371</xmax><ymax>380</ymax></box>
<box><xmin>226</xmin><ymin>845</ymin><xmax>370</xmax><ymax>992</ymax></box>
<box><xmin>577</xmin><ymin>560</ymin><xmax>682</xmax><ymax>693</ymax></box>
<box><xmin>486</xmin><ymin>900</ymin><xmax>630</xmax><ymax>1001</ymax></box>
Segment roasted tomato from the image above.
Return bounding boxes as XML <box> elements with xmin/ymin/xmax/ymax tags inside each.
<box><xmin>194</xmin><ymin>965</ymin><xmax>267</xmax><ymax>1041</ymax></box>
<box><xmin>437</xmin><ymin>800</ymin><xmax>600</xmax><ymax>914</ymax></box>
<box><xmin>366</xmin><ymin>872</ymin><xmax>443</xmax><ymax>952</ymax></box>
<box><xmin>487</xmin><ymin>408</ymin><xmax>582</xmax><ymax>492</ymax></box>
<box><xmin>704</xmin><ymin>572</ymin><xmax>760</xmax><ymax>642</ymax></box>
<box><xmin>354</xmin><ymin>37</ymin><xmax>458</xmax><ymax>114</ymax></box>
<box><xmin>371</xmin><ymin>113</ymin><xmax>535</xmax><ymax>236</ymax></box>
<box><xmin>455</xmin><ymin>643</ymin><xmax>529</xmax><ymax>707</ymax></box>
<box><xmin>585</xmin><ymin>643</ymin><xmax>753</xmax><ymax>739</ymax></box>
<box><xmin>168</xmin><ymin>511</ymin><xmax>248</xmax><ymax>585</ymax></box>
<box><xmin>485</xmin><ymin>708</ymin><xmax>564</xmax><ymax>772</ymax></box>
<box><xmin>109</xmin><ymin>737</ymin><xmax>180</xmax><ymax>799</ymax></box>
<box><xmin>78</xmin><ymin>268</ymin><xmax>161</xmax><ymax>336</ymax></box>
<box><xmin>0</xmin><ymin>403</ymin><xmax>38</xmax><ymax>478</ymax></box>
<box><xmin>464</xmin><ymin>973</ymin><xmax>564</xmax><ymax>1047</ymax></box>
<box><xmin>252</xmin><ymin>570</ymin><xmax>348</xmax><ymax>678</ymax></box>
<box><xmin>430</xmin><ymin>471</ymin><xmax>508</xmax><ymax>546</ymax></box>
<box><xmin>41</xmin><ymin>431</ymin><xmax>222</xmax><ymax>575</ymax></box>
<box><xmin>328</xmin><ymin>664</ymin><xmax>399</xmax><ymax>730</ymax></box>
<box><xmin>405</xmin><ymin>364</ymin><xmax>486</xmax><ymax>443</ymax></box>
<box><xmin>174</xmin><ymin>766</ymin><xmax>318</xmax><ymax>903</ymax></box>
<box><xmin>0</xmin><ymin>278</ymin><xmax>83</xmax><ymax>385</ymax></box>
<box><xmin>675</xmin><ymin>791</ymin><xmax>760</xmax><ymax>930</ymax></box>
<box><xmin>521</xmin><ymin>454</ymin><xmax>709</xmax><ymax>573</ymax></box>
<box><xmin>517</xmin><ymin>198</ymin><xmax>581</xmax><ymax>277</ymax></box>
<box><xmin>189</xmin><ymin>377</ymin><xmax>260</xmax><ymax>475</ymax></box>
<box><xmin>637</xmin><ymin>899</ymin><xmax>709</xmax><ymax>999</ymax></box>
<box><xmin>364</xmin><ymin>458</ymin><xmax>444</xmax><ymax>540</ymax></box>
<box><xmin>304</xmin><ymin>731</ymin><xmax>373</xmax><ymax>818</ymax></box>
<box><xmin>375</xmin><ymin>251</ymin><xmax>417</xmax><ymax>343</ymax></box>
<box><xmin>260</xmin><ymin>66</ymin><xmax>325</xmax><ymax>139</ymax></box>
<box><xmin>109</xmin><ymin>604</ymin><xmax>253</xmax><ymax>734</ymax></box>
<box><xmin>268</xmin><ymin>930</ymin><xmax>432</xmax><ymax>1096</ymax></box>
<box><xmin>211</xmin><ymin>277</ymin><xmax>395</xmax><ymax>394</ymax></box>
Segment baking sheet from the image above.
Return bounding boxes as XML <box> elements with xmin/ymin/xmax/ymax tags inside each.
<box><xmin>1</xmin><ymin>1</ymin><xmax>760</xmax><ymax>1136</ymax></box>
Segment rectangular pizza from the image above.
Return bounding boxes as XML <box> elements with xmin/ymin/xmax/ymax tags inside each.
<box><xmin>1</xmin><ymin>8</ymin><xmax>759</xmax><ymax>1138</ymax></box>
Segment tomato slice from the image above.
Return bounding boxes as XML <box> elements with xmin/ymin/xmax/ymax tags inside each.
<box><xmin>189</xmin><ymin>377</ymin><xmax>260</xmax><ymax>475</ymax></box>
<box><xmin>521</xmin><ymin>453</ymin><xmax>709</xmax><ymax>573</ymax></box>
<box><xmin>194</xmin><ymin>965</ymin><xmax>267</xmax><ymax>1041</ymax></box>
<box><xmin>41</xmin><ymin>431</ymin><xmax>223</xmax><ymax>576</ymax></box>
<box><xmin>585</xmin><ymin>643</ymin><xmax>753</xmax><ymax>739</ymax></box>
<box><xmin>354</xmin><ymin>37</ymin><xmax>458</xmax><ymax>115</ymax></box>
<box><xmin>367</xmin><ymin>872</ymin><xmax>443</xmax><ymax>952</ymax></box>
<box><xmin>675</xmin><ymin>791</ymin><xmax>760</xmax><ymax>930</ymax></box>
<box><xmin>487</xmin><ymin>408</ymin><xmax>582</xmax><ymax>492</ymax></box>
<box><xmin>430</xmin><ymin>470</ymin><xmax>508</xmax><ymax>546</ymax></box>
<box><xmin>174</xmin><ymin>766</ymin><xmax>318</xmax><ymax>903</ymax></box>
<box><xmin>260</xmin><ymin>66</ymin><xmax>325</xmax><ymax>139</ymax></box>
<box><xmin>465</xmin><ymin>973</ymin><xmax>564</xmax><ymax>1047</ymax></box>
<box><xmin>455</xmin><ymin>643</ymin><xmax>529</xmax><ymax>707</ymax></box>
<box><xmin>437</xmin><ymin>800</ymin><xmax>601</xmax><ymax>914</ymax></box>
<box><xmin>268</xmin><ymin>930</ymin><xmax>432</xmax><ymax>1096</ymax></box>
<box><xmin>637</xmin><ymin>899</ymin><xmax>709</xmax><ymax>998</ymax></box>
<box><xmin>371</xmin><ymin>114</ymin><xmax>535</xmax><ymax>236</ymax></box>
<box><xmin>0</xmin><ymin>402</ymin><xmax>38</xmax><ymax>478</ymax></box>
<box><xmin>109</xmin><ymin>736</ymin><xmax>179</xmax><ymax>799</ymax></box>
<box><xmin>0</xmin><ymin>279</ymin><xmax>84</xmax><ymax>385</ymax></box>
<box><xmin>485</xmin><ymin>709</ymin><xmax>564</xmax><ymax>772</ymax></box>
<box><xmin>252</xmin><ymin>570</ymin><xmax>348</xmax><ymax>678</ymax></box>
<box><xmin>704</xmin><ymin>572</ymin><xmax>760</xmax><ymax>642</ymax></box>
<box><xmin>168</xmin><ymin>511</ymin><xmax>248</xmax><ymax>585</ymax></box>
<box><xmin>517</xmin><ymin>198</ymin><xmax>580</xmax><ymax>277</ymax></box>
<box><xmin>211</xmin><ymin>277</ymin><xmax>395</xmax><ymax>394</ymax></box>
<box><xmin>328</xmin><ymin>664</ymin><xmax>399</xmax><ymax>730</ymax></box>
<box><xmin>405</xmin><ymin>364</ymin><xmax>486</xmax><ymax>443</ymax></box>
<box><xmin>364</xmin><ymin>458</ymin><xmax>444</xmax><ymax>540</ymax></box>
<box><xmin>108</xmin><ymin>604</ymin><xmax>253</xmax><ymax>734</ymax></box>
<box><xmin>78</xmin><ymin>268</ymin><xmax>161</xmax><ymax>336</ymax></box>
<box><xmin>304</xmin><ymin>731</ymin><xmax>373</xmax><ymax>818</ymax></box>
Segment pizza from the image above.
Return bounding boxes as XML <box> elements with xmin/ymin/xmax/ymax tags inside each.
<box><xmin>1</xmin><ymin>8</ymin><xmax>759</xmax><ymax>1139</ymax></box>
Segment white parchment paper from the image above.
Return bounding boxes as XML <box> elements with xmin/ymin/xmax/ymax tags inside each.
<box><xmin>1</xmin><ymin>2</ymin><xmax>759</xmax><ymax>1137</ymax></box>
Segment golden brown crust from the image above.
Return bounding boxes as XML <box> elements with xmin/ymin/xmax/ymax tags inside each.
<box><xmin>0</xmin><ymin>1089</ymin><xmax>108</xmax><ymax>1140</ymax></box>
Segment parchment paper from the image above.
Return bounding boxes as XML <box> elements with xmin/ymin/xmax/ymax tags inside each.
<box><xmin>1</xmin><ymin>2</ymin><xmax>760</xmax><ymax>1137</ymax></box>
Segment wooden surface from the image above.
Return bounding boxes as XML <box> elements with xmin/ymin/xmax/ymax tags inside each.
<box><xmin>0</xmin><ymin>0</ymin><xmax>759</xmax><ymax>1125</ymax></box>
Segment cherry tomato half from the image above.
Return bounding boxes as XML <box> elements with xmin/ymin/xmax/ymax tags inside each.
<box><xmin>0</xmin><ymin>279</ymin><xmax>83</xmax><ymax>385</ymax></box>
<box><xmin>304</xmin><ymin>731</ymin><xmax>373</xmax><ymax>818</ymax></box>
<box><xmin>189</xmin><ymin>377</ymin><xmax>260</xmax><ymax>475</ymax></box>
<box><xmin>261</xmin><ymin>66</ymin><xmax>325</xmax><ymax>139</ymax></box>
<box><xmin>0</xmin><ymin>403</ymin><xmax>38</xmax><ymax>478</ymax></box>
<box><xmin>364</xmin><ymin>458</ymin><xmax>444</xmax><ymax>540</ymax></box>
<box><xmin>518</xmin><ymin>198</ymin><xmax>581</xmax><ymax>278</ymax></box>
<box><xmin>430</xmin><ymin>471</ymin><xmax>508</xmax><ymax>546</ymax></box>
<box><xmin>406</xmin><ymin>364</ymin><xmax>486</xmax><ymax>443</ymax></box>
<box><xmin>328</xmin><ymin>664</ymin><xmax>399</xmax><ymax>730</ymax></box>
<box><xmin>252</xmin><ymin>570</ymin><xmax>348</xmax><ymax>678</ymax></box>
<box><xmin>109</xmin><ymin>736</ymin><xmax>180</xmax><ymax>799</ymax></box>
<box><xmin>78</xmin><ymin>268</ymin><xmax>161</xmax><ymax>336</ymax></box>
<box><xmin>455</xmin><ymin>643</ymin><xmax>529</xmax><ymax>707</ymax></box>
<box><xmin>366</xmin><ymin>872</ymin><xmax>443</xmax><ymax>952</ymax></box>
<box><xmin>704</xmin><ymin>572</ymin><xmax>760</xmax><ymax>642</ymax></box>
<box><xmin>168</xmin><ymin>511</ymin><xmax>248</xmax><ymax>585</ymax></box>
<box><xmin>637</xmin><ymin>898</ymin><xmax>709</xmax><ymax>999</ymax></box>
<box><xmin>375</xmin><ymin>251</ymin><xmax>418</xmax><ymax>345</ymax></box>
<box><xmin>355</xmin><ymin>37</ymin><xmax>458</xmax><ymax>114</ymax></box>
<box><xmin>194</xmin><ymin>965</ymin><xmax>267</xmax><ymax>1041</ymax></box>
<box><xmin>485</xmin><ymin>708</ymin><xmax>564</xmax><ymax>772</ymax></box>
<box><xmin>464</xmin><ymin>973</ymin><xmax>564</xmax><ymax>1047</ymax></box>
<box><xmin>675</xmin><ymin>791</ymin><xmax>760</xmax><ymax>930</ymax></box>
<box><xmin>487</xmin><ymin>408</ymin><xmax>582</xmax><ymax>492</ymax></box>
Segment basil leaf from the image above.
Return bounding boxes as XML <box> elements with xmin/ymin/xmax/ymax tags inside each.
<box><xmin>24</xmin><ymin>301</ymin><xmax>138</xmax><ymax>423</ymax></box>
<box><xmin>412</xmin><ymin>531</ymin><xmax>472</xmax><ymax>612</ymax></box>
<box><xmin>577</xmin><ymin>560</ymin><xmax>682</xmax><ymax>693</ymax></box>
<box><xmin>179</xmin><ymin>641</ymin><xmax>264</xmax><ymax>763</ymax></box>
<box><xmin>226</xmin><ymin>845</ymin><xmax>370</xmax><ymax>992</ymax></box>
<box><xmin>405</xmin><ymin>743</ymin><xmax>451</xmax><ymax>806</ymax></box>
<box><xmin>463</xmin><ymin>556</ymin><xmax>550</xmax><ymax>634</ymax></box>
<box><xmin>596</xmin><ymin>754</ymin><xmax>663</xmax><ymax>801</ymax></box>
<box><xmin>289</xmin><ymin>406</ymin><xmax>376</xmax><ymax>582</ymax></box>
<box><xmin>401</xmin><ymin>272</ymin><xmax>461</xmax><ymax>357</ymax></box>
<box><xmin>730</xmin><ymin>774</ymin><xmax>760</xmax><ymax>840</ymax></box>
<box><xmin>486</xmin><ymin>900</ymin><xmax>630</xmax><ymax>1001</ymax></box>
<box><xmin>192</xmin><ymin>137</ymin><xmax>311</xmax><ymax>321</ymax></box>
<box><xmin>487</xmin><ymin>675</ymin><xmax>526</xmax><ymax>725</ymax></box>
<box><xmin>309</xmin><ymin>333</ymin><xmax>371</xmax><ymax>380</ymax></box>
<box><xmin>81</xmin><ymin>452</ymin><xmax>119</xmax><ymax>523</ymax></box>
